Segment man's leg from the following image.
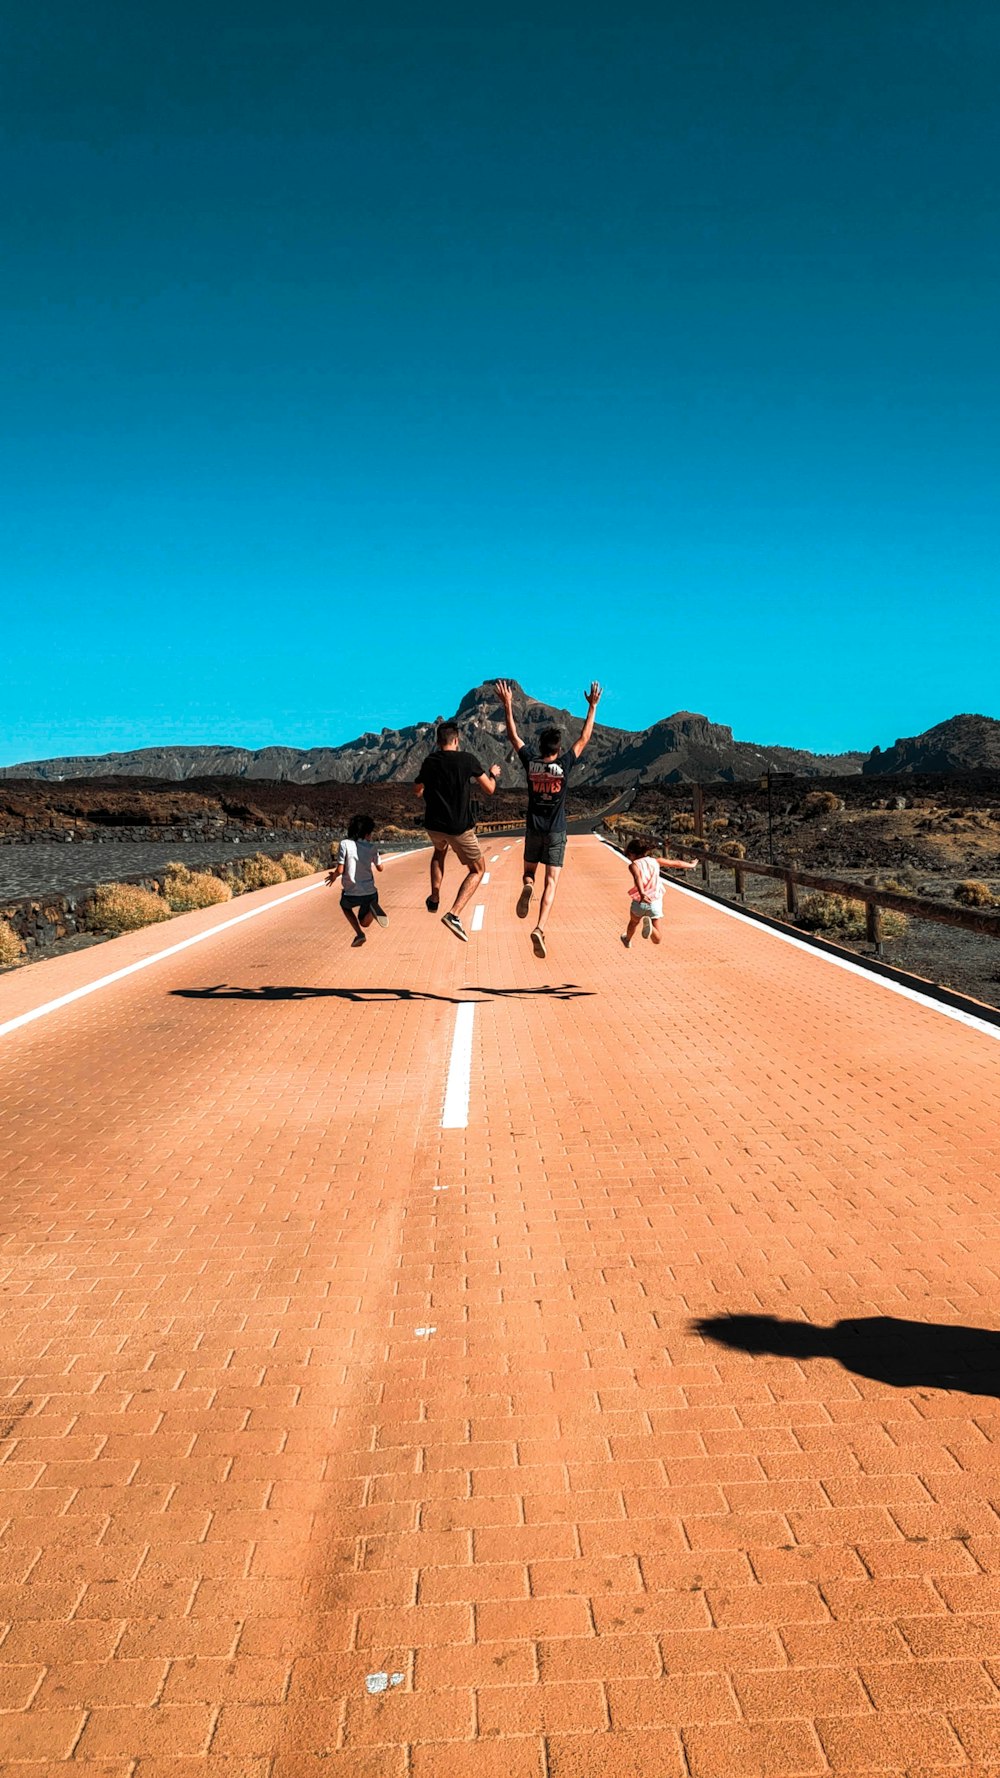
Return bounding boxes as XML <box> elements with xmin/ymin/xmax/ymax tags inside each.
<box><xmin>534</xmin><ymin>864</ymin><xmax>562</xmax><ymax>932</ymax></box>
<box><xmin>517</xmin><ymin>851</ymin><xmax>537</xmax><ymax>920</ymax></box>
<box><xmin>427</xmin><ymin>844</ymin><xmax>447</xmax><ymax>911</ymax></box>
<box><xmin>442</xmin><ymin>832</ymin><xmax>485</xmax><ymax>939</ymax></box>
<box><xmin>450</xmin><ymin>857</ymin><xmax>485</xmax><ymax>917</ymax></box>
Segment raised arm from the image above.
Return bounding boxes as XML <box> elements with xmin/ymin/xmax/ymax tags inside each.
<box><xmin>655</xmin><ymin>854</ymin><xmax>698</xmax><ymax>871</ymax></box>
<box><xmin>494</xmin><ymin>681</ymin><xmax>525</xmax><ymax>754</ymax></box>
<box><xmin>475</xmin><ymin>765</ymin><xmax>502</xmax><ymax>797</ymax></box>
<box><xmin>571</xmin><ymin>682</ymin><xmax>603</xmax><ymax>758</ymax></box>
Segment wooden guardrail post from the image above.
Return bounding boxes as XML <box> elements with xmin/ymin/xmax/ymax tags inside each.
<box><xmin>693</xmin><ymin>784</ymin><xmax>705</xmax><ymax>840</ymax></box>
<box><xmin>866</xmin><ymin>898</ymin><xmax>884</xmax><ymax>958</ymax></box>
<box><xmin>701</xmin><ymin>853</ymin><xmax>710</xmax><ymax>887</ymax></box>
<box><xmin>784</xmin><ymin>869</ymin><xmax>798</xmax><ymax>916</ymax></box>
<box><xmin>734</xmin><ymin>863</ymin><xmax>746</xmax><ymax>903</ymax></box>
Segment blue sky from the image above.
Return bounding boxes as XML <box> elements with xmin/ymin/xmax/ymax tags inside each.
<box><xmin>2</xmin><ymin>1</ymin><xmax>998</xmax><ymax>764</ymax></box>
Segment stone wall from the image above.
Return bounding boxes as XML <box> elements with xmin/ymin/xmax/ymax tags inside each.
<box><xmin>0</xmin><ymin>844</ymin><xmax>325</xmax><ymax>958</ymax></box>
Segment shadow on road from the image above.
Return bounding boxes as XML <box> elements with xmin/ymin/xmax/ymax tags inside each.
<box><xmin>694</xmin><ymin>1313</ymin><xmax>1000</xmax><ymax>1398</ymax></box>
<box><xmin>170</xmin><ymin>983</ymin><xmax>593</xmax><ymax>1004</ymax></box>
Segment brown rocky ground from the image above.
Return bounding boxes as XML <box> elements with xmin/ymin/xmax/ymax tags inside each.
<box><xmin>0</xmin><ymin>775</ymin><xmax>611</xmax><ymax>843</ymax></box>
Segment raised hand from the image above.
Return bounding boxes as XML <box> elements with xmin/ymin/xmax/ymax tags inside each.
<box><xmin>495</xmin><ymin>680</ymin><xmax>515</xmax><ymax>705</ymax></box>
<box><xmin>586</xmin><ymin>681</ymin><xmax>603</xmax><ymax>708</ymax></box>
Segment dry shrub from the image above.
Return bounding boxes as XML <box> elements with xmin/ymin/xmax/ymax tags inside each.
<box><xmin>278</xmin><ymin>853</ymin><xmax>313</xmax><ymax>879</ymax></box>
<box><xmin>234</xmin><ymin>853</ymin><xmax>286</xmax><ymax>892</ymax></box>
<box><xmin>709</xmin><ymin>817</ymin><xmax>729</xmax><ymax>832</ymax></box>
<box><xmin>717</xmin><ymin>840</ymin><xmax>746</xmax><ymax>859</ymax></box>
<box><xmin>90</xmin><ymin>883</ymin><xmax>173</xmax><ymax>934</ymax></box>
<box><xmin>880</xmin><ymin>877</ymin><xmax>911</xmax><ymax>894</ymax></box>
<box><xmin>802</xmin><ymin>790</ymin><xmax>842</xmax><ymax>817</ymax></box>
<box><xmin>797</xmin><ymin>892</ymin><xmax>908</xmax><ymax>941</ymax></box>
<box><xmin>0</xmin><ymin>919</ymin><xmax>26</xmax><ymax>969</ymax></box>
<box><xmin>163</xmin><ymin>865</ymin><xmax>232</xmax><ymax>911</ymax></box>
<box><xmin>954</xmin><ymin>879</ymin><xmax>996</xmax><ymax>907</ymax></box>
<box><xmin>672</xmin><ymin>812</ymin><xmax>697</xmax><ymax>832</ymax></box>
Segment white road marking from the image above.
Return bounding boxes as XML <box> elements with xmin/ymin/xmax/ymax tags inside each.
<box><xmin>470</xmin><ymin>905</ymin><xmax>485</xmax><ymax>931</ymax></box>
<box><xmin>0</xmin><ymin>849</ymin><xmax>422</xmax><ymax>1043</ymax></box>
<box><xmin>441</xmin><ymin>1001</ymin><xmax>476</xmax><ymax>1128</ymax></box>
<box><xmin>594</xmin><ymin>833</ymin><xmax>1000</xmax><ymax>1044</ymax></box>
<box><xmin>490</xmin><ymin>855</ymin><xmax>500</xmax><ymax>862</ymax></box>
<box><xmin>482</xmin><ymin>871</ymin><xmax>491</xmax><ymax>883</ymax></box>
<box><xmin>503</xmin><ymin>845</ymin><xmax>511</xmax><ymax>850</ymax></box>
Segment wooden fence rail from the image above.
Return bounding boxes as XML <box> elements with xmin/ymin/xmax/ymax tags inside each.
<box><xmin>601</xmin><ymin>830</ymin><xmax>1000</xmax><ymax>956</ymax></box>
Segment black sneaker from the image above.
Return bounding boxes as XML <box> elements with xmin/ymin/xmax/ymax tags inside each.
<box><xmin>426</xmin><ymin>895</ymin><xmax>440</xmax><ymax>912</ymax></box>
<box><xmin>442</xmin><ymin>912</ymin><xmax>468</xmax><ymax>942</ymax></box>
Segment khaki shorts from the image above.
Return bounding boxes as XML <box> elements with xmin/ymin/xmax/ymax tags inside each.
<box><xmin>427</xmin><ymin>828</ymin><xmax>482</xmax><ymax>869</ymax></box>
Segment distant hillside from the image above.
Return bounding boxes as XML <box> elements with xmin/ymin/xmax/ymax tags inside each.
<box><xmin>1</xmin><ymin>680</ymin><xmax>869</xmax><ymax>786</ymax></box>
<box><xmin>864</xmin><ymin>714</ymin><xmax>1000</xmax><ymax>775</ymax></box>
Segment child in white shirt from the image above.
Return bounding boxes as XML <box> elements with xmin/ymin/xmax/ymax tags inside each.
<box><xmin>621</xmin><ymin>836</ymin><xmax>697</xmax><ymax>948</ymax></box>
<box><xmin>327</xmin><ymin>815</ymin><xmax>388</xmax><ymax>947</ymax></box>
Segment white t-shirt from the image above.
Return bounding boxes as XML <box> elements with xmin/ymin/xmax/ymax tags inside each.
<box><xmin>629</xmin><ymin>855</ymin><xmax>663</xmax><ymax>903</ymax></box>
<box><xmin>338</xmin><ymin>838</ymin><xmax>381</xmax><ymax>895</ymax></box>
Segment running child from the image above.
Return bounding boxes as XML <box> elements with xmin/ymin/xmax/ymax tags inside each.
<box><xmin>620</xmin><ymin>836</ymin><xmax>697</xmax><ymax>948</ymax></box>
<box><xmin>327</xmin><ymin>815</ymin><xmax>389</xmax><ymax>947</ymax></box>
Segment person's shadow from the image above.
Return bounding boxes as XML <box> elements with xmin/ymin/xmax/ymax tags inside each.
<box><xmin>170</xmin><ymin>983</ymin><xmax>593</xmax><ymax>1004</ymax></box>
<box><xmin>694</xmin><ymin>1313</ymin><xmax>1000</xmax><ymax>1398</ymax></box>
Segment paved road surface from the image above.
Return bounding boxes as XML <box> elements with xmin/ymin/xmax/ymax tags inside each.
<box><xmin>1</xmin><ymin>839</ymin><xmax>998</xmax><ymax>1776</ymax></box>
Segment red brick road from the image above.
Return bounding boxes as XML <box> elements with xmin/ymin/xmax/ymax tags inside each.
<box><xmin>1</xmin><ymin>839</ymin><xmax>998</xmax><ymax>1775</ymax></box>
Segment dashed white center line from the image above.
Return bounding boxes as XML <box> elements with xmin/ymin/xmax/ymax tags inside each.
<box><xmin>441</xmin><ymin>1001</ymin><xmax>475</xmax><ymax>1128</ymax></box>
<box><xmin>490</xmin><ymin>855</ymin><xmax>500</xmax><ymax>862</ymax></box>
<box><xmin>482</xmin><ymin>871</ymin><xmax>491</xmax><ymax>883</ymax></box>
<box><xmin>470</xmin><ymin>905</ymin><xmax>485</xmax><ymax>931</ymax></box>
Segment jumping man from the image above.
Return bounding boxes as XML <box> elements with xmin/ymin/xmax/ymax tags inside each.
<box><xmin>495</xmin><ymin>679</ymin><xmax>603</xmax><ymax>958</ymax></box>
<box><xmin>413</xmin><ymin>721</ymin><xmax>502</xmax><ymax>942</ymax></box>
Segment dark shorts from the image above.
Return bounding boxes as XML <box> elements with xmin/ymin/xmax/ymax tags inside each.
<box><xmin>524</xmin><ymin>829</ymin><xmax>567</xmax><ymax>868</ymax></box>
<box><xmin>341</xmin><ymin>892</ymin><xmax>380</xmax><ymax>916</ymax></box>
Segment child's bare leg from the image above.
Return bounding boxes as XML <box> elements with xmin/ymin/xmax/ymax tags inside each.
<box><xmin>341</xmin><ymin>903</ymin><xmax>365</xmax><ymax>940</ymax></box>
<box><xmin>359</xmin><ymin>910</ymin><xmax>375</xmax><ymax>928</ymax></box>
<box><xmin>621</xmin><ymin>910</ymin><xmax>641</xmax><ymax>947</ymax></box>
<box><xmin>649</xmin><ymin>917</ymin><xmax>662</xmax><ymax>945</ymax></box>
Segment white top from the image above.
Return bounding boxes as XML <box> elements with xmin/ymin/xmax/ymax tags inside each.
<box><xmin>629</xmin><ymin>855</ymin><xmax>663</xmax><ymax>902</ymax></box>
<box><xmin>338</xmin><ymin>838</ymin><xmax>381</xmax><ymax>895</ymax></box>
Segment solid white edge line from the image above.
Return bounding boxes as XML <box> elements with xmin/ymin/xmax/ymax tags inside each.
<box><xmin>594</xmin><ymin>832</ymin><xmax>1000</xmax><ymax>1044</ymax></box>
<box><xmin>470</xmin><ymin>905</ymin><xmax>485</xmax><ymax>931</ymax></box>
<box><xmin>0</xmin><ymin>847</ymin><xmax>426</xmax><ymax>1043</ymax></box>
<box><xmin>441</xmin><ymin>1001</ymin><xmax>475</xmax><ymax>1128</ymax></box>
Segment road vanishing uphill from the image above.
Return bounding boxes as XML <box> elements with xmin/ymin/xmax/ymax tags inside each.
<box><xmin>0</xmin><ymin>839</ymin><xmax>999</xmax><ymax>1778</ymax></box>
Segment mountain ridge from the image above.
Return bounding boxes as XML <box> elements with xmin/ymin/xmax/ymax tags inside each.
<box><xmin>3</xmin><ymin>686</ymin><xmax>995</xmax><ymax>785</ymax></box>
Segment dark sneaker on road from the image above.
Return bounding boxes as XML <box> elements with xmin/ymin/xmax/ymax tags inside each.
<box><xmin>641</xmin><ymin>915</ymin><xmax>652</xmax><ymax>940</ymax></box>
<box><xmin>351</xmin><ymin>934</ymin><xmax>366</xmax><ymax>947</ymax></box>
<box><xmin>531</xmin><ymin>928</ymin><xmax>546</xmax><ymax>958</ymax></box>
<box><xmin>442</xmin><ymin>912</ymin><xmax>468</xmax><ymax>942</ymax></box>
<box><xmin>426</xmin><ymin>896</ymin><xmax>440</xmax><ymax>912</ymax></box>
<box><xmin>516</xmin><ymin>882</ymin><xmax>533</xmax><ymax>919</ymax></box>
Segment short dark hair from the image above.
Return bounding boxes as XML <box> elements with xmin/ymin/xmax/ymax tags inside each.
<box><xmin>626</xmin><ymin>836</ymin><xmax>654</xmax><ymax>858</ymax></box>
<box><xmin>437</xmin><ymin>721</ymin><xmax>459</xmax><ymax>746</ymax></box>
<box><xmin>348</xmin><ymin>814</ymin><xmax>376</xmax><ymax>840</ymax></box>
<box><xmin>539</xmin><ymin>726</ymin><xmax>562</xmax><ymax>754</ymax></box>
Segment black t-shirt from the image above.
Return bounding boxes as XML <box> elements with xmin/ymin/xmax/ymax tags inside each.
<box><xmin>416</xmin><ymin>750</ymin><xmax>486</xmax><ymax>835</ymax></box>
<box><xmin>518</xmin><ymin>745</ymin><xmax>577</xmax><ymax>833</ymax></box>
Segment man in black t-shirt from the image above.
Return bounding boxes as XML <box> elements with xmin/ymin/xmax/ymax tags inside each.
<box><xmin>496</xmin><ymin>679</ymin><xmax>603</xmax><ymax>958</ymax></box>
<box><xmin>414</xmin><ymin>722</ymin><xmax>502</xmax><ymax>941</ymax></box>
